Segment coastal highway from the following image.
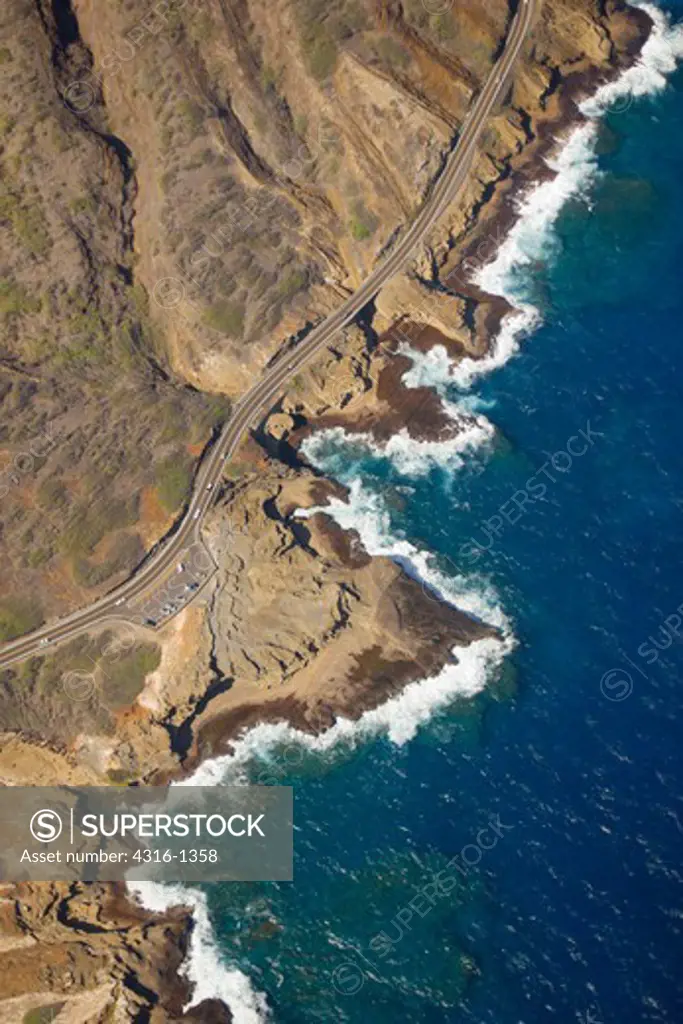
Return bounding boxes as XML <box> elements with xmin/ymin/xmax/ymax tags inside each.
<box><xmin>0</xmin><ymin>0</ymin><xmax>537</xmax><ymax>671</ymax></box>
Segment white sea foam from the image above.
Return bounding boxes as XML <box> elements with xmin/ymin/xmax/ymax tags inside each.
<box><xmin>179</xmin><ymin>634</ymin><xmax>510</xmax><ymax>788</ymax></box>
<box><xmin>299</xmin><ymin>476</ymin><xmax>509</xmax><ymax>632</ymax></box>
<box><xmin>402</xmin><ymin>120</ymin><xmax>600</xmax><ymax>392</ymax></box>
<box><xmin>177</xmin><ymin>476</ymin><xmax>512</xmax><ymax>788</ymax></box>
<box><xmin>130</xmin><ymin>476</ymin><xmax>512</xmax><ymax>1021</ymax></box>
<box><xmin>300</xmin><ymin>400</ymin><xmax>494</xmax><ymax>477</ymax></box>
<box><xmin>581</xmin><ymin>2</ymin><xmax>683</xmax><ymax>115</ymax></box>
<box><xmin>130</xmin><ymin>6</ymin><xmax>683</xmax><ymax>1016</ymax></box>
<box><xmin>400</xmin><ymin>1</ymin><xmax>683</xmax><ymax>393</ymax></box>
<box><xmin>128</xmin><ymin>881</ymin><xmax>270</xmax><ymax>1023</ymax></box>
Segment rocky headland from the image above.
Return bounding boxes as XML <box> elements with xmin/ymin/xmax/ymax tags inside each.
<box><xmin>0</xmin><ymin>0</ymin><xmax>653</xmax><ymax>1018</ymax></box>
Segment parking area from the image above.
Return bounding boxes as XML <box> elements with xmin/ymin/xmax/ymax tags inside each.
<box><xmin>128</xmin><ymin>541</ymin><xmax>217</xmax><ymax>628</ymax></box>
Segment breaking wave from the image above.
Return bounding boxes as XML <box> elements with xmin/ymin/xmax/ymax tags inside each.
<box><xmin>129</xmin><ymin>6</ymin><xmax>683</xmax><ymax>1019</ymax></box>
<box><xmin>400</xmin><ymin>1</ymin><xmax>683</xmax><ymax>393</ymax></box>
<box><xmin>300</xmin><ymin>400</ymin><xmax>494</xmax><ymax>477</ymax></box>
<box><xmin>128</xmin><ymin>881</ymin><xmax>270</xmax><ymax>1023</ymax></box>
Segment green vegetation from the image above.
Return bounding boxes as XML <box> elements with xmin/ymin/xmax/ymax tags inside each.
<box><xmin>374</xmin><ymin>37</ymin><xmax>411</xmax><ymax>69</ymax></box>
<box><xmin>101</xmin><ymin>642</ymin><xmax>161</xmax><ymax>710</ymax></box>
<box><xmin>203</xmin><ymin>299</ymin><xmax>245</xmax><ymax>338</ymax></box>
<box><xmin>189</xmin><ymin>11</ymin><xmax>213</xmax><ymax>43</ymax></box>
<box><xmin>277</xmin><ymin>267</ymin><xmax>308</xmax><ymax>301</ymax></box>
<box><xmin>60</xmin><ymin>498</ymin><xmax>139</xmax><ymax>559</ymax></box>
<box><xmin>155</xmin><ymin>453</ymin><xmax>193</xmax><ymax>513</ymax></box>
<box><xmin>308</xmin><ymin>36</ymin><xmax>338</xmax><ymax>80</ymax></box>
<box><xmin>51</xmin><ymin>123</ymin><xmax>71</xmax><ymax>152</ymax></box>
<box><xmin>0</xmin><ymin>277</ymin><xmax>41</xmax><ymax>317</ymax></box>
<box><xmin>157</xmin><ymin>398</ymin><xmax>192</xmax><ymax>445</ymax></box>
<box><xmin>223</xmin><ymin>461</ymin><xmax>246</xmax><ymax>481</ymax></box>
<box><xmin>433</xmin><ymin>12</ymin><xmax>457</xmax><ymax>44</ymax></box>
<box><xmin>0</xmin><ymin>598</ymin><xmax>43</xmax><ymax>642</ymax></box>
<box><xmin>0</xmin><ymin>632</ymin><xmax>161</xmax><ymax>754</ymax></box>
<box><xmin>190</xmin><ymin>393</ymin><xmax>233</xmax><ymax>442</ymax></box>
<box><xmin>36</xmin><ymin>477</ymin><xmax>68</xmax><ymax>510</ymax></box>
<box><xmin>401</xmin><ymin>0</ymin><xmax>457</xmax><ymax>45</ymax></box>
<box><xmin>179</xmin><ymin>98</ymin><xmax>204</xmax><ymax>135</ymax></box>
<box><xmin>350</xmin><ymin>217</ymin><xmax>371</xmax><ymax>241</ymax></box>
<box><xmin>0</xmin><ymin>192</ymin><xmax>50</xmax><ymax>257</ymax></box>
<box><xmin>0</xmin><ymin>22</ymin><xmax>257</xmax><ymax>607</ymax></box>
<box><xmin>69</xmin><ymin>194</ymin><xmax>97</xmax><ymax>216</ymax></box>
<box><xmin>72</xmin><ymin>532</ymin><xmax>143</xmax><ymax>588</ymax></box>
<box><xmin>261</xmin><ymin>64</ymin><xmax>277</xmax><ymax>91</ymax></box>
<box><xmin>23</xmin><ymin>1004</ymin><xmax>66</xmax><ymax>1024</ymax></box>
<box><xmin>294</xmin><ymin>0</ymin><xmax>368</xmax><ymax>80</ymax></box>
<box><xmin>349</xmin><ymin>200</ymin><xmax>378</xmax><ymax>241</ymax></box>
<box><xmin>53</xmin><ymin>309</ymin><xmax>111</xmax><ymax>370</ymax></box>
<box><xmin>26</xmin><ymin>547</ymin><xmax>52</xmax><ymax>569</ymax></box>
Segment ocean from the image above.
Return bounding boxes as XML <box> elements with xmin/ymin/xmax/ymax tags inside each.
<box><xmin>133</xmin><ymin>4</ymin><xmax>683</xmax><ymax>1021</ymax></box>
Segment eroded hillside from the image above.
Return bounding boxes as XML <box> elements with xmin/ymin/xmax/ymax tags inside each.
<box><xmin>0</xmin><ymin>0</ymin><xmax>645</xmax><ymax>637</ymax></box>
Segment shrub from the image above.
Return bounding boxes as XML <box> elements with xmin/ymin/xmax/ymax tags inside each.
<box><xmin>101</xmin><ymin>642</ymin><xmax>161</xmax><ymax>710</ymax></box>
<box><xmin>72</xmin><ymin>532</ymin><xmax>144</xmax><ymax>588</ymax></box>
<box><xmin>0</xmin><ymin>598</ymin><xmax>43</xmax><ymax>641</ymax></box>
<box><xmin>23</xmin><ymin>1004</ymin><xmax>66</xmax><ymax>1024</ymax></box>
<box><xmin>11</xmin><ymin>202</ymin><xmax>50</xmax><ymax>257</ymax></box>
<box><xmin>311</xmin><ymin>37</ymin><xmax>338</xmax><ymax>78</ymax></box>
<box><xmin>203</xmin><ymin>299</ymin><xmax>245</xmax><ymax>338</ymax></box>
<box><xmin>155</xmin><ymin>453</ymin><xmax>193</xmax><ymax>513</ymax></box>
<box><xmin>61</xmin><ymin>498</ymin><xmax>138</xmax><ymax>558</ymax></box>
<box><xmin>26</xmin><ymin>547</ymin><xmax>53</xmax><ymax>568</ymax></box>
<box><xmin>277</xmin><ymin>267</ymin><xmax>308</xmax><ymax>301</ymax></box>
<box><xmin>349</xmin><ymin>200</ymin><xmax>378</xmax><ymax>241</ymax></box>
<box><xmin>0</xmin><ymin>278</ymin><xmax>41</xmax><ymax>318</ymax></box>
<box><xmin>374</xmin><ymin>37</ymin><xmax>410</xmax><ymax>69</ymax></box>
<box><xmin>350</xmin><ymin>217</ymin><xmax>371</xmax><ymax>241</ymax></box>
<box><xmin>190</xmin><ymin>393</ymin><xmax>233</xmax><ymax>441</ymax></box>
<box><xmin>37</xmin><ymin>477</ymin><xmax>67</xmax><ymax>509</ymax></box>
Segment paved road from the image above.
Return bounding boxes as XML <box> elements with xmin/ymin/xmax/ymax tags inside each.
<box><xmin>0</xmin><ymin>0</ymin><xmax>537</xmax><ymax>671</ymax></box>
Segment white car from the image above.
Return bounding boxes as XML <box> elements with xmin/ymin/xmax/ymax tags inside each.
<box><xmin>39</xmin><ymin>638</ymin><xmax>49</xmax><ymax>646</ymax></box>
<box><xmin>206</xmin><ymin>482</ymin><xmax>213</xmax><ymax>491</ymax></box>
<box><xmin>193</xmin><ymin>510</ymin><xmax>200</xmax><ymax>520</ymax></box>
<box><xmin>115</xmin><ymin>597</ymin><xmax>125</xmax><ymax>606</ymax></box>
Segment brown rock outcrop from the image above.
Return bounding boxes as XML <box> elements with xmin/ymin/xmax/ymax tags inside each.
<box><xmin>0</xmin><ymin>0</ymin><xmax>655</xmax><ymax>1019</ymax></box>
<box><xmin>0</xmin><ymin>881</ymin><xmax>216</xmax><ymax>1021</ymax></box>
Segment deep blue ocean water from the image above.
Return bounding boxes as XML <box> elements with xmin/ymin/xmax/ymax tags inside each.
<box><xmin>205</xmin><ymin>9</ymin><xmax>683</xmax><ymax>1021</ymax></box>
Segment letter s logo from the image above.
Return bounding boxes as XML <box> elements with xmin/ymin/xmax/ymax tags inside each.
<box><xmin>30</xmin><ymin>809</ymin><xmax>63</xmax><ymax>843</ymax></box>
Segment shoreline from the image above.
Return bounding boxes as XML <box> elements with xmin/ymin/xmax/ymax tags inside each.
<box><xmin>156</xmin><ymin>490</ymin><xmax>503</xmax><ymax>782</ymax></box>
<box><xmin>282</xmin><ymin>1</ymin><xmax>653</xmax><ymax>451</ymax></box>
<box><xmin>136</xmin><ymin>3</ymin><xmax>677</xmax><ymax>1017</ymax></box>
<box><xmin>4</xmin><ymin>2</ymin><xmax>668</xmax><ymax>1020</ymax></box>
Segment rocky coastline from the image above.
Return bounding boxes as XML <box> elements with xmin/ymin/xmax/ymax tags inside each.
<box><xmin>0</xmin><ymin>1</ymin><xmax>655</xmax><ymax>1019</ymax></box>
